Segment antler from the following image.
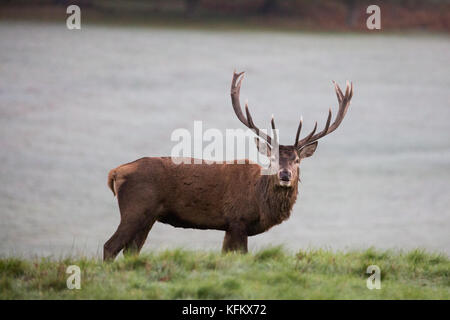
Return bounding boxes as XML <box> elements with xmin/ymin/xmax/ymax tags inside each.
<box><xmin>231</xmin><ymin>71</ymin><xmax>273</xmax><ymax>145</ymax></box>
<box><xmin>294</xmin><ymin>81</ymin><xmax>353</xmax><ymax>149</ymax></box>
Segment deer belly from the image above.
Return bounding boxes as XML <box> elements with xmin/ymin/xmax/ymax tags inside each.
<box><xmin>157</xmin><ymin>209</ymin><xmax>227</xmax><ymax>231</ymax></box>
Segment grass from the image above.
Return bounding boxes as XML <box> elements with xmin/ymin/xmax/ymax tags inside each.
<box><xmin>0</xmin><ymin>247</ymin><xmax>448</xmax><ymax>299</ymax></box>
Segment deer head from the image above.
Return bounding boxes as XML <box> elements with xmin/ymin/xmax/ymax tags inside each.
<box><xmin>230</xmin><ymin>71</ymin><xmax>354</xmax><ymax>188</ymax></box>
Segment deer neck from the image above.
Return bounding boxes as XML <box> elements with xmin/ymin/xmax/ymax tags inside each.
<box><xmin>257</xmin><ymin>174</ymin><xmax>299</xmax><ymax>229</ymax></box>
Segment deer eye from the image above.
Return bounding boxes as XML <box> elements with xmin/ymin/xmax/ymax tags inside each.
<box><xmin>295</xmin><ymin>158</ymin><xmax>300</xmax><ymax>164</ymax></box>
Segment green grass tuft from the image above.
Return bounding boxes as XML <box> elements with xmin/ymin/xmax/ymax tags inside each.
<box><xmin>0</xmin><ymin>258</ymin><xmax>27</xmax><ymax>277</ymax></box>
<box><xmin>254</xmin><ymin>245</ymin><xmax>286</xmax><ymax>261</ymax></box>
<box><xmin>0</xmin><ymin>248</ymin><xmax>448</xmax><ymax>299</ymax></box>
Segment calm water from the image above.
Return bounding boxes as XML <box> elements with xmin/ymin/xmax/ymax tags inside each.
<box><xmin>0</xmin><ymin>22</ymin><xmax>449</xmax><ymax>257</ymax></box>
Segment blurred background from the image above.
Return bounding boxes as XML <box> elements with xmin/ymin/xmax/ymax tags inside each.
<box><xmin>0</xmin><ymin>0</ymin><xmax>449</xmax><ymax>258</ymax></box>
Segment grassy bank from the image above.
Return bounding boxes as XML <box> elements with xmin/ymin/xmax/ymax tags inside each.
<box><xmin>1</xmin><ymin>247</ymin><xmax>449</xmax><ymax>299</ymax></box>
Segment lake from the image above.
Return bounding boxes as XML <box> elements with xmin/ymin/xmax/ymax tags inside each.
<box><xmin>0</xmin><ymin>22</ymin><xmax>449</xmax><ymax>257</ymax></box>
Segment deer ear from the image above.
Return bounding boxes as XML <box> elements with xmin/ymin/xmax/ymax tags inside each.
<box><xmin>298</xmin><ymin>141</ymin><xmax>318</xmax><ymax>159</ymax></box>
<box><xmin>254</xmin><ymin>137</ymin><xmax>271</xmax><ymax>157</ymax></box>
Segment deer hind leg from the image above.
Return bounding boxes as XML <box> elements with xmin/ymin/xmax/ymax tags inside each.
<box><xmin>222</xmin><ymin>224</ymin><xmax>248</xmax><ymax>253</ymax></box>
<box><xmin>123</xmin><ymin>217</ymin><xmax>156</xmax><ymax>256</ymax></box>
<box><xmin>104</xmin><ymin>183</ymin><xmax>159</xmax><ymax>261</ymax></box>
<box><xmin>104</xmin><ymin>215</ymin><xmax>158</xmax><ymax>262</ymax></box>
<box><xmin>103</xmin><ymin>219</ymin><xmax>143</xmax><ymax>261</ymax></box>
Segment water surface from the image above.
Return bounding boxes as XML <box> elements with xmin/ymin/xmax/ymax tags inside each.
<box><xmin>0</xmin><ymin>22</ymin><xmax>449</xmax><ymax>257</ymax></box>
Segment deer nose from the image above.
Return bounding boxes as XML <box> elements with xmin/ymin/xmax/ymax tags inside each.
<box><xmin>279</xmin><ymin>170</ymin><xmax>291</xmax><ymax>181</ymax></box>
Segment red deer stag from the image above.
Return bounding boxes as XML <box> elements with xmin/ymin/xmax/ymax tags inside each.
<box><xmin>104</xmin><ymin>71</ymin><xmax>354</xmax><ymax>261</ymax></box>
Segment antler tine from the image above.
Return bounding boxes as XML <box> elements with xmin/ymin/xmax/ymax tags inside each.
<box><xmin>332</xmin><ymin>81</ymin><xmax>352</xmax><ymax>127</ymax></box>
<box><xmin>245</xmin><ymin>101</ymin><xmax>272</xmax><ymax>144</ymax></box>
<box><xmin>230</xmin><ymin>71</ymin><xmax>248</xmax><ymax>126</ymax></box>
<box><xmin>297</xmin><ymin>121</ymin><xmax>317</xmax><ymax>146</ymax></box>
<box><xmin>296</xmin><ymin>80</ymin><xmax>353</xmax><ymax>150</ymax></box>
<box><xmin>294</xmin><ymin>116</ymin><xmax>303</xmax><ymax>147</ymax></box>
<box><xmin>230</xmin><ymin>71</ymin><xmax>272</xmax><ymax>145</ymax></box>
<box><xmin>245</xmin><ymin>102</ymin><xmax>257</xmax><ymax>134</ymax></box>
<box><xmin>271</xmin><ymin>115</ymin><xmax>278</xmax><ymax>145</ymax></box>
<box><xmin>298</xmin><ymin>108</ymin><xmax>332</xmax><ymax>146</ymax></box>
<box><xmin>324</xmin><ymin>108</ymin><xmax>332</xmax><ymax>131</ymax></box>
<box><xmin>349</xmin><ymin>81</ymin><xmax>354</xmax><ymax>100</ymax></box>
<box><xmin>333</xmin><ymin>80</ymin><xmax>344</xmax><ymax>102</ymax></box>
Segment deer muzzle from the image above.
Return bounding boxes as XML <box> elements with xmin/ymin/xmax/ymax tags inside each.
<box><xmin>278</xmin><ymin>169</ymin><xmax>292</xmax><ymax>187</ymax></box>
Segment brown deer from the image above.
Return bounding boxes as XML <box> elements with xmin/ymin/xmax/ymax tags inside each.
<box><xmin>104</xmin><ymin>71</ymin><xmax>353</xmax><ymax>261</ymax></box>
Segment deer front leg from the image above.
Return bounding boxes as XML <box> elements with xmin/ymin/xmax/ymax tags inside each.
<box><xmin>222</xmin><ymin>224</ymin><xmax>248</xmax><ymax>253</ymax></box>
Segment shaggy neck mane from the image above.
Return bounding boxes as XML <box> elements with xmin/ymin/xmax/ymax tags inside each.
<box><xmin>256</xmin><ymin>174</ymin><xmax>299</xmax><ymax>229</ymax></box>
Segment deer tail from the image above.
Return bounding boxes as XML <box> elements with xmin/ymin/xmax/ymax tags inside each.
<box><xmin>107</xmin><ymin>169</ymin><xmax>116</xmax><ymax>196</ymax></box>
